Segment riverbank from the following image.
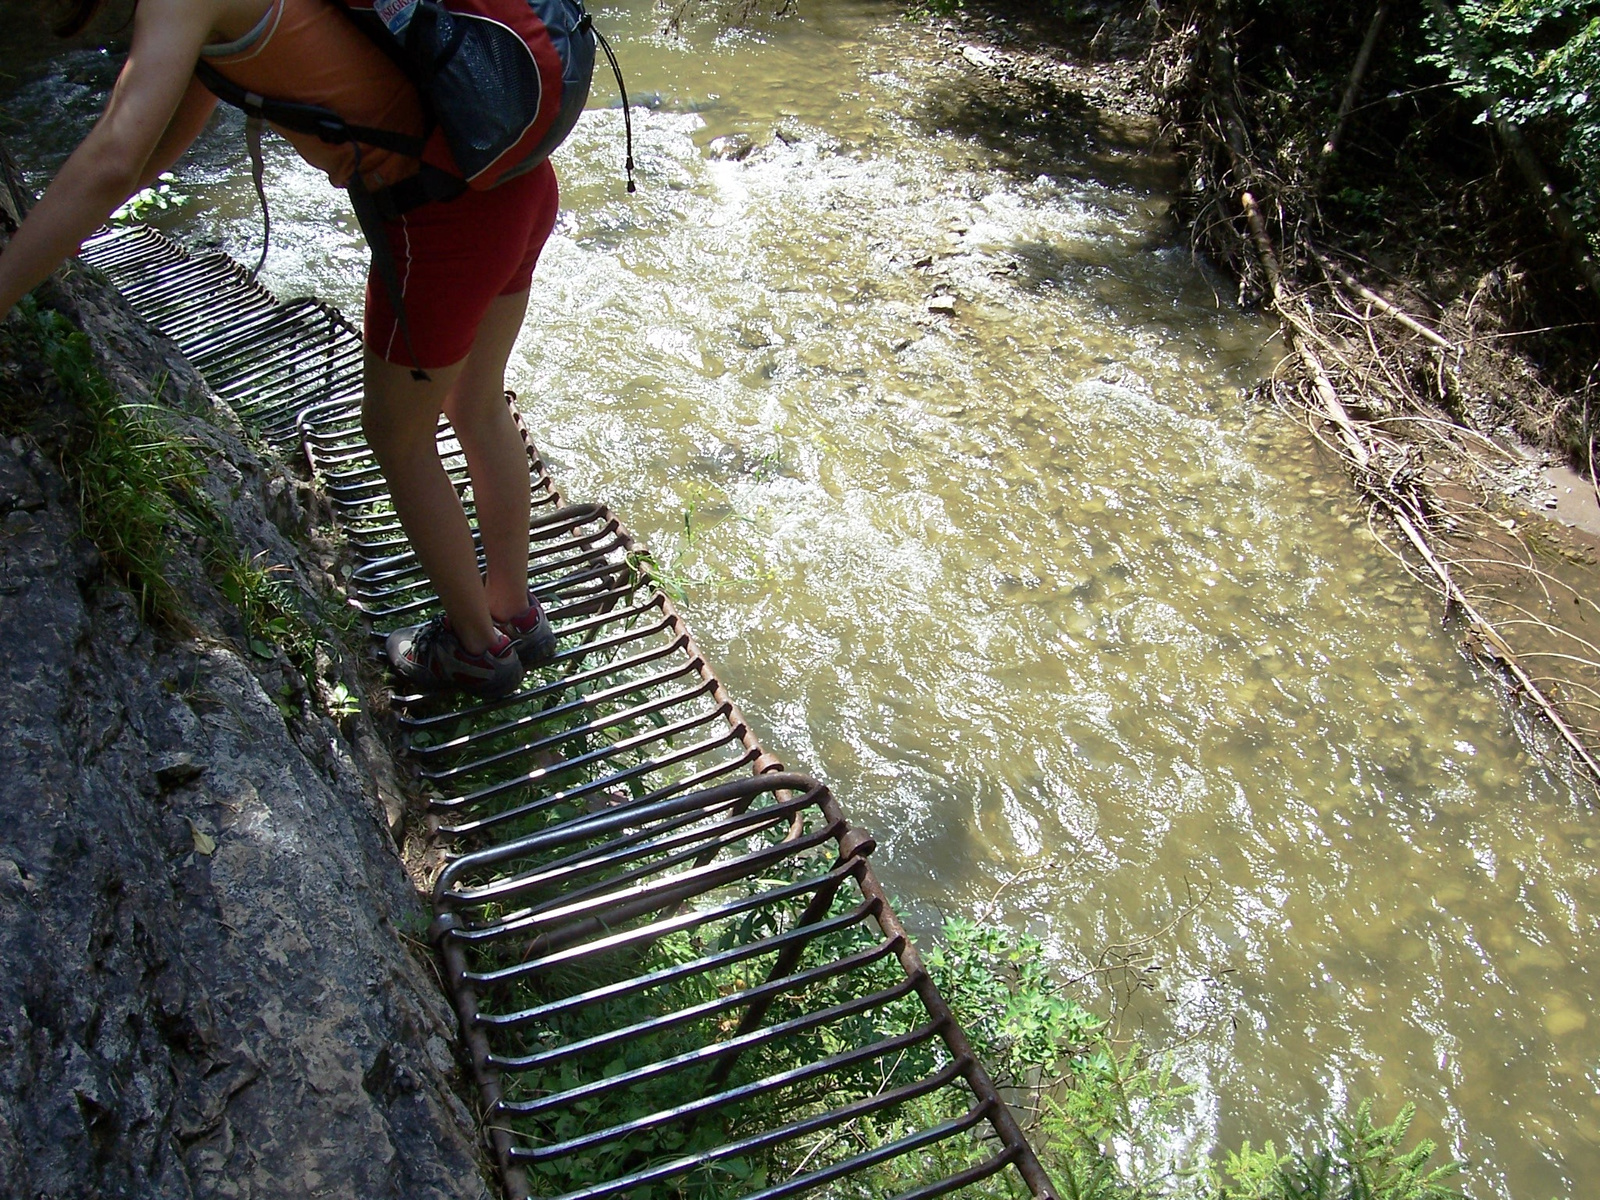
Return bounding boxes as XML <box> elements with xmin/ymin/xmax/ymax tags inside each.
<box><xmin>911</xmin><ymin>0</ymin><xmax>1600</xmax><ymax>785</ymax></box>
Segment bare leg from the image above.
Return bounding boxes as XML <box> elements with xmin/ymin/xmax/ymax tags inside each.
<box><xmin>442</xmin><ymin>289</ymin><xmax>532</xmax><ymax>623</ymax></box>
<box><xmin>362</xmin><ymin>351</ymin><xmax>503</xmax><ymax>655</ymax></box>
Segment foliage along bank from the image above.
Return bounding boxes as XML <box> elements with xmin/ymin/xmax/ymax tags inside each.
<box><xmin>903</xmin><ymin>919</ymin><xmax>1465</xmax><ymax>1200</ymax></box>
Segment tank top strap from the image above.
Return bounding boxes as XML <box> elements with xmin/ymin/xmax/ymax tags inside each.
<box><xmin>201</xmin><ymin>0</ymin><xmax>284</xmax><ymax>61</ymax></box>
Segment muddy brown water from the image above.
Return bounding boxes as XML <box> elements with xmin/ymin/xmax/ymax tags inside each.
<box><xmin>5</xmin><ymin>2</ymin><xmax>1598</xmax><ymax>1195</ymax></box>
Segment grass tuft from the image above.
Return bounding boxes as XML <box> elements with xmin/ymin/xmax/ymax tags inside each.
<box><xmin>13</xmin><ymin>296</ymin><xmax>360</xmax><ymax>717</ymax></box>
<box><xmin>21</xmin><ymin>296</ymin><xmax>202</xmax><ymax>623</ymax></box>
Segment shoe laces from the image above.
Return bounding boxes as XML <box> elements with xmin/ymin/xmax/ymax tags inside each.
<box><xmin>408</xmin><ymin>614</ymin><xmax>451</xmax><ymax>662</ymax></box>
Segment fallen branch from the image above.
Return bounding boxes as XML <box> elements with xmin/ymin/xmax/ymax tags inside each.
<box><xmin>1311</xmin><ymin>246</ymin><xmax>1456</xmax><ymax>352</ymax></box>
<box><xmin>1210</xmin><ymin>18</ymin><xmax>1600</xmax><ymax>787</ymax></box>
<box><xmin>1317</xmin><ymin>1</ymin><xmax>1390</xmax><ymax>170</ymax></box>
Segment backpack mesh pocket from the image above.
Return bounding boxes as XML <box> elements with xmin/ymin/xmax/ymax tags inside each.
<box><xmin>410</xmin><ymin>3</ymin><xmax>543</xmax><ymax>180</ymax></box>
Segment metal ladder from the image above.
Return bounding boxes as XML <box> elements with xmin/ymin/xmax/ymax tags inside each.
<box><xmin>77</xmin><ymin>225</ymin><xmax>1059</xmax><ymax>1200</ymax></box>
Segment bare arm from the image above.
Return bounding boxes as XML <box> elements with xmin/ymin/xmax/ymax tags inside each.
<box><xmin>0</xmin><ymin>0</ymin><xmax>216</xmax><ymax>315</ymax></box>
<box><xmin>137</xmin><ymin>77</ymin><xmax>220</xmax><ymax>191</ymax></box>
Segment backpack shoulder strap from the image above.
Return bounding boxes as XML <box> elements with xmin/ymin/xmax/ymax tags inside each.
<box><xmin>194</xmin><ymin>60</ymin><xmax>427</xmax><ymax>158</ymax></box>
<box><xmin>346</xmin><ymin>175</ymin><xmax>431</xmax><ymax>381</ymax></box>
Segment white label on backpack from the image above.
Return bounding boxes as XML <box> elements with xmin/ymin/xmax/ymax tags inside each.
<box><xmin>374</xmin><ymin>0</ymin><xmax>417</xmax><ymax>36</ymax></box>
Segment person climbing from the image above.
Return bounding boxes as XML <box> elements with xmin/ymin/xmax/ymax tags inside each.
<box><xmin>0</xmin><ymin>0</ymin><xmax>567</xmax><ymax>698</ymax></box>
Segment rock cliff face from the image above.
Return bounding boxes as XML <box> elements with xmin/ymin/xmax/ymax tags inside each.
<box><xmin>0</xmin><ymin>263</ymin><xmax>492</xmax><ymax>1198</ymax></box>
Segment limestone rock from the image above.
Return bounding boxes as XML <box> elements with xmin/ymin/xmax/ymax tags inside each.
<box><xmin>0</xmin><ymin>270</ymin><xmax>491</xmax><ymax>1199</ymax></box>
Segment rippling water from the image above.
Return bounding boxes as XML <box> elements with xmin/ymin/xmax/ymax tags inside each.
<box><xmin>7</xmin><ymin>2</ymin><xmax>1597</xmax><ymax>1194</ymax></box>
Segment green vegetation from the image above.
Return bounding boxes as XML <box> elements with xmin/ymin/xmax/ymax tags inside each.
<box><xmin>1423</xmin><ymin>1</ymin><xmax>1600</xmax><ymax>235</ymax></box>
<box><xmin>5</xmin><ymin>297</ymin><xmax>357</xmax><ymax>712</ymax></box>
<box><xmin>214</xmin><ymin>547</ymin><xmax>341</xmax><ymax>684</ymax></box>
<box><xmin>914</xmin><ymin>919</ymin><xmax>1465</xmax><ymax>1200</ymax></box>
<box><xmin>16</xmin><ymin>296</ymin><xmax>203</xmax><ymax>620</ymax></box>
<box><xmin>109</xmin><ymin>172</ymin><xmax>190</xmax><ymax>225</ymax></box>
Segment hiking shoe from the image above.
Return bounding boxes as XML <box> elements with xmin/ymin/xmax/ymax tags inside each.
<box><xmin>494</xmin><ymin>591</ymin><xmax>558</xmax><ymax>666</ymax></box>
<box><xmin>386</xmin><ymin>615</ymin><xmax>525</xmax><ymax>699</ymax></box>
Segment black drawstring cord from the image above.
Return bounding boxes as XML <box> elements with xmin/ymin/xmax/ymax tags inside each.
<box><xmin>244</xmin><ymin>115</ymin><xmax>271</xmax><ymax>280</ymax></box>
<box><xmin>586</xmin><ymin>18</ymin><xmax>636</xmax><ymax>194</ymax></box>
<box><xmin>347</xmin><ymin>144</ymin><xmax>431</xmax><ymax>382</ymax></box>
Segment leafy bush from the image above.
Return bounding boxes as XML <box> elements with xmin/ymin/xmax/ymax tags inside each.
<box><xmin>1423</xmin><ymin>1</ymin><xmax>1600</xmax><ymax>231</ymax></box>
<box><xmin>926</xmin><ymin>916</ymin><xmax>1106</xmax><ymax>1081</ymax></box>
<box><xmin>922</xmin><ymin>919</ymin><xmax>1466</xmax><ymax>1200</ymax></box>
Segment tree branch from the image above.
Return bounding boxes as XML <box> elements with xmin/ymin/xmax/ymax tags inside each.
<box><xmin>1318</xmin><ymin>2</ymin><xmax>1390</xmax><ymax>170</ymax></box>
<box><xmin>1424</xmin><ymin>0</ymin><xmax>1600</xmax><ymax>310</ymax></box>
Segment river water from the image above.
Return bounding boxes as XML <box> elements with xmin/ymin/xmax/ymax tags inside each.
<box><xmin>5</xmin><ymin>2</ymin><xmax>1598</xmax><ymax>1195</ymax></box>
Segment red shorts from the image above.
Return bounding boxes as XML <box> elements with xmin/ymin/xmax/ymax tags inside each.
<box><xmin>364</xmin><ymin>161</ymin><xmax>559</xmax><ymax>369</ymax></box>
